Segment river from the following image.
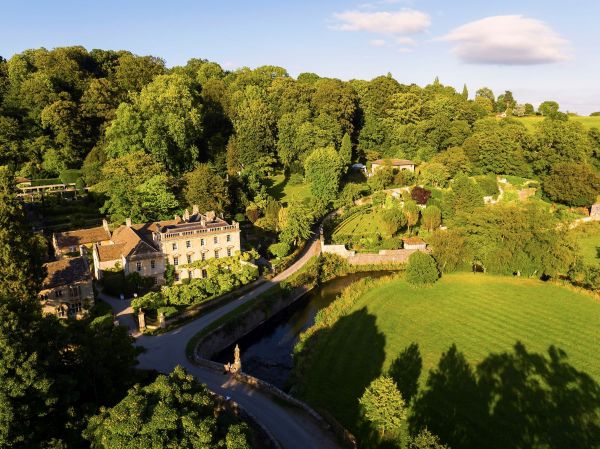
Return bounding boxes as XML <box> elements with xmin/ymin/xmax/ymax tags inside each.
<box><xmin>213</xmin><ymin>271</ymin><xmax>392</xmax><ymax>390</ymax></box>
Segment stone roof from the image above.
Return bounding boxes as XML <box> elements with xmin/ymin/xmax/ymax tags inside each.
<box><xmin>54</xmin><ymin>226</ymin><xmax>111</xmax><ymax>251</ymax></box>
<box><xmin>372</xmin><ymin>159</ymin><xmax>415</xmax><ymax>166</ymax></box>
<box><xmin>96</xmin><ymin>224</ymin><xmax>161</xmax><ymax>262</ymax></box>
<box><xmin>402</xmin><ymin>236</ymin><xmax>426</xmax><ymax>245</ymax></box>
<box><xmin>42</xmin><ymin>257</ymin><xmax>91</xmax><ymax>289</ymax></box>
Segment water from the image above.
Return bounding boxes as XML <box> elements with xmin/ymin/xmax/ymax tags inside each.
<box><xmin>213</xmin><ymin>271</ymin><xmax>393</xmax><ymax>389</ymax></box>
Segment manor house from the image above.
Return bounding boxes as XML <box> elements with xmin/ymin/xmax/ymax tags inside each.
<box><xmin>83</xmin><ymin>207</ymin><xmax>240</xmax><ymax>285</ymax></box>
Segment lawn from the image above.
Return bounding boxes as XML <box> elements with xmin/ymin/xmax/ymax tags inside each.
<box><xmin>514</xmin><ymin>115</ymin><xmax>600</xmax><ymax>131</ymax></box>
<box><xmin>297</xmin><ymin>273</ymin><xmax>600</xmax><ymax>431</ymax></box>
<box><xmin>332</xmin><ymin>208</ymin><xmax>380</xmax><ymax>238</ymax></box>
<box><xmin>266</xmin><ymin>173</ymin><xmax>312</xmax><ymax>206</ymax></box>
<box><xmin>573</xmin><ymin>222</ymin><xmax>600</xmax><ymax>266</ymax></box>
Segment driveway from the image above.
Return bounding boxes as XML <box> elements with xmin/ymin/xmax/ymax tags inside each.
<box><xmin>125</xmin><ymin>234</ymin><xmax>343</xmax><ymax>449</ymax></box>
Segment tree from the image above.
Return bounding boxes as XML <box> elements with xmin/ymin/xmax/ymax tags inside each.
<box><xmin>97</xmin><ymin>152</ymin><xmax>179</xmax><ymax>223</ymax></box>
<box><xmin>378</xmin><ymin>207</ymin><xmax>407</xmax><ymax>237</ymax></box>
<box><xmin>84</xmin><ymin>366</ymin><xmax>251</xmax><ymax>448</ymax></box>
<box><xmin>405</xmin><ymin>251</ymin><xmax>440</xmax><ymax>285</ymax></box>
<box><xmin>543</xmin><ymin>162</ymin><xmax>600</xmax><ymax>207</ymax></box>
<box><xmin>105</xmin><ymin>73</ymin><xmax>203</xmax><ymax>175</ymax></box>
<box><xmin>407</xmin><ymin>429</ymin><xmax>449</xmax><ymax>449</ymax></box>
<box><xmin>422</xmin><ymin>206</ymin><xmax>441</xmax><ymax>231</ymax></box>
<box><xmin>279</xmin><ymin>201</ymin><xmax>313</xmax><ymax>246</ymax></box>
<box><xmin>475</xmin><ymin>87</ymin><xmax>495</xmax><ymax>104</ymax></box>
<box><xmin>403</xmin><ymin>200</ymin><xmax>420</xmax><ymax>234</ymax></box>
<box><xmin>339</xmin><ymin>132</ymin><xmax>352</xmax><ymax>167</ymax></box>
<box><xmin>303</xmin><ymin>147</ymin><xmax>343</xmax><ymax>203</ymax></box>
<box><xmin>369</xmin><ymin>166</ymin><xmax>394</xmax><ymax>191</ymax></box>
<box><xmin>524</xmin><ymin>103</ymin><xmax>535</xmax><ymax>115</ymax></box>
<box><xmin>441</xmin><ymin>174</ymin><xmax>484</xmax><ymax>222</ymax></box>
<box><xmin>461</xmin><ymin>84</ymin><xmax>468</xmax><ymax>99</ymax></box>
<box><xmin>183</xmin><ymin>163</ymin><xmax>230</xmax><ymax>213</ymax></box>
<box><xmin>419</xmin><ymin>162</ymin><xmax>450</xmax><ymax>188</ymax></box>
<box><xmin>411</xmin><ymin>186</ymin><xmax>432</xmax><ymax>205</ymax></box>
<box><xmin>431</xmin><ymin>147</ymin><xmax>472</xmax><ymax>178</ymax></box>
<box><xmin>463</xmin><ymin>202</ymin><xmax>577</xmax><ymax>277</ymax></box>
<box><xmin>538</xmin><ymin>100</ymin><xmax>560</xmax><ymax>117</ymax></box>
<box><xmin>359</xmin><ymin>376</ymin><xmax>406</xmax><ymax>438</ymax></box>
<box><xmin>0</xmin><ymin>167</ymin><xmax>46</xmax><ymax>298</ymax></box>
<box><xmin>428</xmin><ymin>229</ymin><xmax>471</xmax><ymax>273</ymax></box>
<box><xmin>269</xmin><ymin>242</ymin><xmax>291</xmax><ymax>258</ymax></box>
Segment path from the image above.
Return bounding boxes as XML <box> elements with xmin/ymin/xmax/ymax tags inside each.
<box><xmin>127</xmin><ymin>232</ymin><xmax>342</xmax><ymax>449</ymax></box>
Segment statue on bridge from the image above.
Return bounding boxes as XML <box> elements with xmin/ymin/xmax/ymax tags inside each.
<box><xmin>224</xmin><ymin>344</ymin><xmax>242</xmax><ymax>374</ymax></box>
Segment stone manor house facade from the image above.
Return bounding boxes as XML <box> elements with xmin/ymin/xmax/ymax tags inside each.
<box><xmin>91</xmin><ymin>207</ymin><xmax>241</xmax><ymax>285</ymax></box>
<box><xmin>45</xmin><ymin>207</ymin><xmax>242</xmax><ymax>318</ymax></box>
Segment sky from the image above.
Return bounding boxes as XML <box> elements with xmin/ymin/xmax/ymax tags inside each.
<box><xmin>2</xmin><ymin>0</ymin><xmax>600</xmax><ymax>114</ymax></box>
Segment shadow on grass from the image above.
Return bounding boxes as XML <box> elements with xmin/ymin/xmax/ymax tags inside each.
<box><xmin>410</xmin><ymin>342</ymin><xmax>600</xmax><ymax>449</ymax></box>
<box><xmin>388</xmin><ymin>343</ymin><xmax>422</xmax><ymax>405</ymax></box>
<box><xmin>265</xmin><ymin>172</ymin><xmax>289</xmax><ymax>202</ymax></box>
<box><xmin>294</xmin><ymin>307</ymin><xmax>386</xmax><ymax>433</ymax></box>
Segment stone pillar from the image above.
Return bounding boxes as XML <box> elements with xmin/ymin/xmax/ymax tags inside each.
<box><xmin>138</xmin><ymin>309</ymin><xmax>146</xmax><ymax>332</ymax></box>
<box><xmin>158</xmin><ymin>311</ymin><xmax>166</xmax><ymax>329</ymax></box>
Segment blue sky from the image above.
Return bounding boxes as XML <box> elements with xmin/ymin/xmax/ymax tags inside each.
<box><xmin>2</xmin><ymin>0</ymin><xmax>600</xmax><ymax>113</ymax></box>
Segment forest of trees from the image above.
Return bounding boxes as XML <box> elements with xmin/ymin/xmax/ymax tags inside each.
<box><xmin>1</xmin><ymin>46</ymin><xmax>599</xmax><ymax>227</ymax></box>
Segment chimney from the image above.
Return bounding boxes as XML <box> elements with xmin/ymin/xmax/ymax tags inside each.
<box><xmin>102</xmin><ymin>219</ymin><xmax>110</xmax><ymax>233</ymax></box>
<box><xmin>206</xmin><ymin>210</ymin><xmax>216</xmax><ymax>222</ymax></box>
<box><xmin>174</xmin><ymin>214</ymin><xmax>181</xmax><ymax>222</ymax></box>
<box><xmin>192</xmin><ymin>204</ymin><xmax>199</xmax><ymax>215</ymax></box>
<box><xmin>125</xmin><ymin>218</ymin><xmax>132</xmax><ymax>227</ymax></box>
<box><xmin>183</xmin><ymin>208</ymin><xmax>190</xmax><ymax>222</ymax></box>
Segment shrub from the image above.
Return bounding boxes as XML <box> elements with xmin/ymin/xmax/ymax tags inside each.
<box><xmin>245</xmin><ymin>203</ymin><xmax>260</xmax><ymax>223</ymax></box>
<box><xmin>405</xmin><ymin>252</ymin><xmax>440</xmax><ymax>285</ymax></box>
<box><xmin>269</xmin><ymin>242</ymin><xmax>291</xmax><ymax>258</ymax></box>
<box><xmin>411</xmin><ymin>186</ymin><xmax>432</xmax><ymax>205</ymax></box>
<box><xmin>475</xmin><ymin>174</ymin><xmax>499</xmax><ymax>197</ymax></box>
<box><xmin>157</xmin><ymin>306</ymin><xmax>178</xmax><ymax>318</ymax></box>
<box><xmin>395</xmin><ymin>170</ymin><xmax>416</xmax><ymax>187</ymax></box>
<box><xmin>369</xmin><ymin>167</ymin><xmax>394</xmax><ymax>191</ymax></box>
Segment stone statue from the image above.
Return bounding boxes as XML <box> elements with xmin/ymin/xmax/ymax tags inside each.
<box><xmin>224</xmin><ymin>344</ymin><xmax>242</xmax><ymax>374</ymax></box>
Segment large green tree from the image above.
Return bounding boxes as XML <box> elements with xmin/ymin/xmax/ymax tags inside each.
<box><xmin>105</xmin><ymin>73</ymin><xmax>203</xmax><ymax>175</ymax></box>
<box><xmin>543</xmin><ymin>162</ymin><xmax>600</xmax><ymax>207</ymax></box>
<box><xmin>97</xmin><ymin>151</ymin><xmax>179</xmax><ymax>223</ymax></box>
<box><xmin>84</xmin><ymin>366</ymin><xmax>251</xmax><ymax>449</ymax></box>
<box><xmin>303</xmin><ymin>147</ymin><xmax>343</xmax><ymax>203</ymax></box>
<box><xmin>183</xmin><ymin>163</ymin><xmax>230</xmax><ymax>213</ymax></box>
<box><xmin>359</xmin><ymin>376</ymin><xmax>406</xmax><ymax>438</ymax></box>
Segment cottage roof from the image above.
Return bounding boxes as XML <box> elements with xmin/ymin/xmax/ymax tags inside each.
<box><xmin>372</xmin><ymin>159</ymin><xmax>415</xmax><ymax>167</ymax></box>
<box><xmin>402</xmin><ymin>236</ymin><xmax>426</xmax><ymax>245</ymax></box>
<box><xmin>42</xmin><ymin>257</ymin><xmax>91</xmax><ymax>289</ymax></box>
<box><xmin>54</xmin><ymin>226</ymin><xmax>111</xmax><ymax>251</ymax></box>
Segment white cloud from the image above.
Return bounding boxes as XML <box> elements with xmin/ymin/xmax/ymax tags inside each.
<box><xmin>395</xmin><ymin>36</ymin><xmax>416</xmax><ymax>45</ymax></box>
<box><xmin>439</xmin><ymin>15</ymin><xmax>569</xmax><ymax>65</ymax></box>
<box><xmin>332</xmin><ymin>9</ymin><xmax>431</xmax><ymax>35</ymax></box>
<box><xmin>369</xmin><ymin>39</ymin><xmax>388</xmax><ymax>47</ymax></box>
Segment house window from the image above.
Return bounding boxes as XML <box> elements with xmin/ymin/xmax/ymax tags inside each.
<box><xmin>152</xmin><ymin>277</ymin><xmax>157</xmax><ymax>285</ymax></box>
<box><xmin>201</xmin><ymin>269</ymin><xmax>207</xmax><ymax>278</ymax></box>
<box><xmin>201</xmin><ymin>238</ymin><xmax>205</xmax><ymax>246</ymax></box>
<box><xmin>186</xmin><ymin>240</ymin><xmax>191</xmax><ymax>248</ymax></box>
<box><xmin>172</xmin><ymin>242</ymin><xmax>178</xmax><ymax>251</ymax></box>
<box><xmin>55</xmin><ymin>289</ymin><xmax>63</xmax><ymax>298</ymax></box>
<box><xmin>226</xmin><ymin>234</ymin><xmax>231</xmax><ymax>242</ymax></box>
<box><xmin>214</xmin><ymin>236</ymin><xmax>218</xmax><ymax>244</ymax></box>
<box><xmin>173</xmin><ymin>257</ymin><xmax>179</xmax><ymax>266</ymax></box>
<box><xmin>227</xmin><ymin>248</ymin><xmax>232</xmax><ymax>257</ymax></box>
<box><xmin>150</xmin><ymin>259</ymin><xmax>155</xmax><ymax>269</ymax></box>
<box><xmin>57</xmin><ymin>307</ymin><xmax>66</xmax><ymax>318</ymax></box>
<box><xmin>136</xmin><ymin>261</ymin><xmax>142</xmax><ymax>272</ymax></box>
<box><xmin>174</xmin><ymin>272</ymin><xmax>180</xmax><ymax>282</ymax></box>
<box><xmin>214</xmin><ymin>249</ymin><xmax>220</xmax><ymax>259</ymax></box>
<box><xmin>201</xmin><ymin>252</ymin><xmax>206</xmax><ymax>261</ymax></box>
<box><xmin>187</xmin><ymin>254</ymin><xmax>192</xmax><ymax>264</ymax></box>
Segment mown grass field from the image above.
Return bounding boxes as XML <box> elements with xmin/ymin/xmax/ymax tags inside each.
<box><xmin>267</xmin><ymin>173</ymin><xmax>312</xmax><ymax>206</ymax></box>
<box><xmin>515</xmin><ymin>115</ymin><xmax>600</xmax><ymax>131</ymax></box>
<box><xmin>574</xmin><ymin>222</ymin><xmax>600</xmax><ymax>266</ymax></box>
<box><xmin>299</xmin><ymin>273</ymin><xmax>600</xmax><ymax>429</ymax></box>
<box><xmin>332</xmin><ymin>209</ymin><xmax>380</xmax><ymax>238</ymax></box>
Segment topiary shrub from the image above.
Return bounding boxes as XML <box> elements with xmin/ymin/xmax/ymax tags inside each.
<box><xmin>405</xmin><ymin>251</ymin><xmax>440</xmax><ymax>285</ymax></box>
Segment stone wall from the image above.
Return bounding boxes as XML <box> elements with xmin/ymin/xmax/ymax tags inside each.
<box><xmin>321</xmin><ymin>244</ymin><xmax>356</xmax><ymax>258</ymax></box>
<box><xmin>193</xmin><ymin>357</ymin><xmax>357</xmax><ymax>449</ymax></box>
<box><xmin>347</xmin><ymin>249</ymin><xmax>419</xmax><ymax>265</ymax></box>
<box><xmin>195</xmin><ymin>285</ymin><xmax>310</xmax><ymax>359</ymax></box>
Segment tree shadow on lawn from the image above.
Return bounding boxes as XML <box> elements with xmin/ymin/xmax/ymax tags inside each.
<box><xmin>264</xmin><ymin>172</ymin><xmax>289</xmax><ymax>202</ymax></box>
<box><xmin>295</xmin><ymin>307</ymin><xmax>386</xmax><ymax>433</ymax></box>
<box><xmin>410</xmin><ymin>342</ymin><xmax>600</xmax><ymax>449</ymax></box>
